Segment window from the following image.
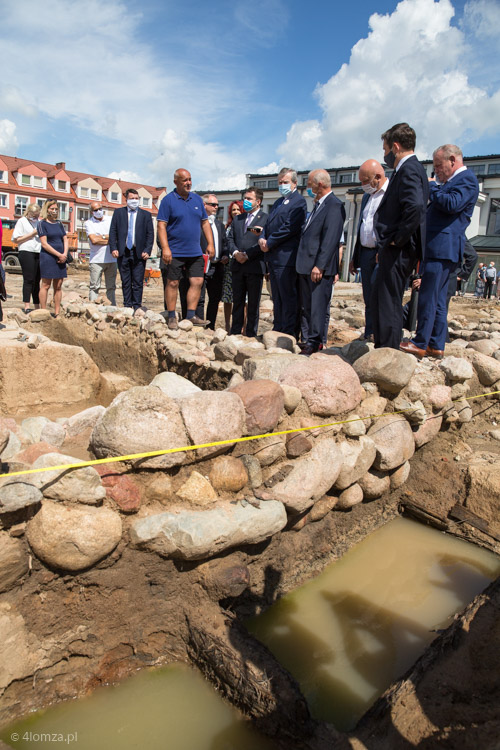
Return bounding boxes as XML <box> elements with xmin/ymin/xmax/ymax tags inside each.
<box><xmin>339</xmin><ymin>172</ymin><xmax>357</xmax><ymax>184</ymax></box>
<box><xmin>253</xmin><ymin>180</ymin><xmax>266</xmax><ymax>188</ymax></box>
<box><xmin>141</xmin><ymin>197</ymin><xmax>150</xmax><ymax>207</ymax></box>
<box><xmin>468</xmin><ymin>164</ymin><xmax>486</xmax><ymax>177</ymax></box>
<box><xmin>268</xmin><ymin>180</ymin><xmax>278</xmax><ymax>189</ymax></box>
<box><xmin>111</xmin><ymin>191</ymin><xmax>120</xmax><ymax>202</ymax></box>
<box><xmin>57</xmin><ymin>180</ymin><xmax>68</xmax><ymax>191</ymax></box>
<box><xmin>487</xmin><ymin>164</ymin><xmax>500</xmax><ymax>175</ymax></box>
<box><xmin>33</xmin><ymin>175</ymin><xmax>44</xmax><ymax>188</ymax></box>
<box><xmin>21</xmin><ymin>174</ymin><xmax>31</xmax><ymax>186</ymax></box>
<box><xmin>77</xmin><ymin>208</ymin><xmax>90</xmax><ymax>222</ymax></box>
<box><xmin>15</xmin><ymin>196</ymin><xmax>28</xmax><ymax>214</ymax></box>
<box><xmin>90</xmin><ymin>188</ymin><xmax>99</xmax><ymax>199</ymax></box>
<box><xmin>0</xmin><ymin>170</ymin><xmax>6</xmax><ymax>183</ymax></box>
<box><xmin>302</xmin><ymin>176</ymin><xmax>308</xmax><ymax>185</ymax></box>
<box><xmin>57</xmin><ymin>201</ymin><xmax>69</xmax><ymax>221</ymax></box>
<box><xmin>36</xmin><ymin>198</ymin><xmax>45</xmax><ymax>209</ymax></box>
<box><xmin>487</xmin><ymin>198</ymin><xmax>500</xmax><ymax>235</ymax></box>
<box><xmin>80</xmin><ymin>186</ymin><xmax>89</xmax><ymax>198</ymax></box>
<box><xmin>0</xmin><ymin>193</ymin><xmax>8</xmax><ymax>208</ymax></box>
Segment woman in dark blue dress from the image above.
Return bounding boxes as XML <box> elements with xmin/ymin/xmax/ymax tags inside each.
<box><xmin>39</xmin><ymin>199</ymin><xmax>68</xmax><ymax>317</ymax></box>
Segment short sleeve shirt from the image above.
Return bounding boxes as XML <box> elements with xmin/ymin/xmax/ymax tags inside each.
<box><xmin>157</xmin><ymin>190</ymin><xmax>208</xmax><ymax>258</ymax></box>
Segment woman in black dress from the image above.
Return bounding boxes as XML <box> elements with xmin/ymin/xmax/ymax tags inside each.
<box><xmin>38</xmin><ymin>199</ymin><xmax>68</xmax><ymax>317</ymax></box>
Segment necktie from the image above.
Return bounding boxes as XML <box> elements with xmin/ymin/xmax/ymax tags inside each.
<box><xmin>127</xmin><ymin>210</ymin><xmax>135</xmax><ymax>249</ymax></box>
<box><xmin>305</xmin><ymin>202</ymin><xmax>319</xmax><ymax>230</ymax></box>
<box><xmin>245</xmin><ymin>212</ymin><xmax>253</xmax><ymax>230</ymax></box>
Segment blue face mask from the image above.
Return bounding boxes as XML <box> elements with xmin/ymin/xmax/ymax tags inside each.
<box><xmin>243</xmin><ymin>198</ymin><xmax>253</xmax><ymax>211</ymax></box>
<box><xmin>278</xmin><ymin>183</ymin><xmax>292</xmax><ymax>197</ymax></box>
<box><xmin>307</xmin><ymin>188</ymin><xmax>316</xmax><ymax>199</ymax></box>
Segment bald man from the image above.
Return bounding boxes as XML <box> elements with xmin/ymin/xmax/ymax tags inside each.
<box><xmin>349</xmin><ymin>160</ymin><xmax>388</xmax><ymax>341</ymax></box>
<box><xmin>296</xmin><ymin>169</ymin><xmax>345</xmax><ymax>356</ymax></box>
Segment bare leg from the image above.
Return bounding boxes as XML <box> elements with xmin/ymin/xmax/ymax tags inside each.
<box><xmin>165</xmin><ymin>279</ymin><xmax>179</xmax><ymax>313</ymax></box>
<box><xmin>187</xmin><ymin>277</ymin><xmax>203</xmax><ymax>313</ymax></box>
<box><xmin>39</xmin><ymin>278</ymin><xmax>51</xmax><ymax>309</ymax></box>
<box><xmin>53</xmin><ymin>279</ymin><xmax>63</xmax><ymax>316</ymax></box>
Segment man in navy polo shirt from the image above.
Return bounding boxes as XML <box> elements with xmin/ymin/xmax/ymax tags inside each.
<box><xmin>157</xmin><ymin>168</ymin><xmax>215</xmax><ymax>329</ymax></box>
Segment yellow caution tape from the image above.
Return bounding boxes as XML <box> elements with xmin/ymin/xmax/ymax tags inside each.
<box><xmin>0</xmin><ymin>389</ymin><xmax>498</xmax><ymax>480</ymax></box>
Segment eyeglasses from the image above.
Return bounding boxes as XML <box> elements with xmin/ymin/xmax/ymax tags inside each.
<box><xmin>206</xmin><ymin>202</ymin><xmax>219</xmax><ymax>207</ymax></box>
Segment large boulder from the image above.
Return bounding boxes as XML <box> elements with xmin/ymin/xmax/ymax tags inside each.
<box><xmin>367</xmin><ymin>414</ymin><xmax>415</xmax><ymax>470</ymax></box>
<box><xmin>129</xmin><ymin>500</ymin><xmax>287</xmax><ymax>560</ymax></box>
<box><xmin>0</xmin><ymin>481</ymin><xmax>42</xmax><ymax>527</ymax></box>
<box><xmin>242</xmin><ymin>353</ymin><xmax>302</xmax><ymax>382</ymax></box>
<box><xmin>439</xmin><ymin>356</ymin><xmax>474</xmax><ymax>383</ymax></box>
<box><xmin>0</xmin><ymin>340</ymin><xmax>101</xmax><ymax>412</ymax></box>
<box><xmin>353</xmin><ymin>348</ymin><xmax>417</xmax><ymax>394</ymax></box>
<box><xmin>278</xmin><ymin>356</ymin><xmax>364</xmax><ymax>417</ymax></box>
<box><xmin>178</xmin><ymin>391</ymin><xmax>245</xmax><ymax>459</ymax></box>
<box><xmin>413</xmin><ymin>415</ymin><xmax>443</xmax><ymax>448</ymax></box>
<box><xmin>90</xmin><ymin>386</ymin><xmax>189</xmax><ymax>469</ymax></box>
<box><xmin>30</xmin><ymin>452</ymin><xmax>106</xmax><ymax>505</ymax></box>
<box><xmin>334</xmin><ymin>436</ymin><xmax>377</xmax><ymax>490</ymax></box>
<box><xmin>64</xmin><ymin>406</ymin><xmax>106</xmax><ymax>437</ymax></box>
<box><xmin>262</xmin><ymin>331</ymin><xmax>296</xmax><ymax>352</ymax></box>
<box><xmin>26</xmin><ymin>501</ymin><xmax>122</xmax><ymax>571</ymax></box>
<box><xmin>470</xmin><ymin>351</ymin><xmax>500</xmax><ymax>386</ymax></box>
<box><xmin>269</xmin><ymin>439</ymin><xmax>343</xmax><ymax>513</ymax></box>
<box><xmin>150</xmin><ymin>372</ymin><xmax>201</xmax><ymax>399</ymax></box>
<box><xmin>228</xmin><ymin>380</ymin><xmax>285</xmax><ymax>435</ymax></box>
<box><xmin>359</xmin><ymin>469</ymin><xmax>391</xmax><ymax>499</ymax></box>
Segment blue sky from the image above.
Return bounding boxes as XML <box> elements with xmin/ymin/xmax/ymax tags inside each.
<box><xmin>0</xmin><ymin>0</ymin><xmax>499</xmax><ymax>190</ymax></box>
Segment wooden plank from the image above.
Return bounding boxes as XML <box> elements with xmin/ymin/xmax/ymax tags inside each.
<box><xmin>399</xmin><ymin>500</ymin><xmax>449</xmax><ymax>531</ymax></box>
<box><xmin>449</xmin><ymin>503</ymin><xmax>500</xmax><ymax>542</ymax></box>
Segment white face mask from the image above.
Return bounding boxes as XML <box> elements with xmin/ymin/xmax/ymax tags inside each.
<box><xmin>127</xmin><ymin>199</ymin><xmax>140</xmax><ymax>210</ymax></box>
<box><xmin>361</xmin><ymin>183</ymin><xmax>378</xmax><ymax>195</ymax></box>
<box><xmin>93</xmin><ymin>209</ymin><xmax>104</xmax><ymax>219</ymax></box>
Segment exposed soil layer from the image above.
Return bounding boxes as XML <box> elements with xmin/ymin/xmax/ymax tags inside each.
<box><xmin>1</xmin><ymin>271</ymin><xmax>500</xmax><ymax>748</ymax></box>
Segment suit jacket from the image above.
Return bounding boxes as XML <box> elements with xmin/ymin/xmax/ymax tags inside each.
<box><xmin>374</xmin><ymin>155</ymin><xmax>429</xmax><ymax>260</ymax></box>
<box><xmin>351</xmin><ymin>192</ymin><xmax>370</xmax><ymax>269</ymax></box>
<box><xmin>227</xmin><ymin>209</ymin><xmax>268</xmax><ymax>275</ymax></box>
<box><xmin>262</xmin><ymin>190</ymin><xmax>307</xmax><ymax>267</ymax></box>
<box><xmin>425</xmin><ymin>169</ymin><xmax>479</xmax><ymax>263</ymax></box>
<box><xmin>296</xmin><ymin>192</ymin><xmax>346</xmax><ymax>276</ymax></box>
<box><xmin>201</xmin><ymin>217</ymin><xmax>228</xmax><ymax>275</ymax></box>
<box><xmin>109</xmin><ymin>207</ymin><xmax>154</xmax><ymax>259</ymax></box>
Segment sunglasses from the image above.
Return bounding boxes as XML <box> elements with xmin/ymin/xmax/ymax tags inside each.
<box><xmin>206</xmin><ymin>202</ymin><xmax>219</xmax><ymax>207</ymax></box>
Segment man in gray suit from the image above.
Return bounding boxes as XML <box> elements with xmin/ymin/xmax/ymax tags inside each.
<box><xmin>296</xmin><ymin>169</ymin><xmax>345</xmax><ymax>356</ymax></box>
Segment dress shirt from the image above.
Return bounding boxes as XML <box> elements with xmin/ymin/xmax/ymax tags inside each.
<box><xmin>304</xmin><ymin>190</ymin><xmax>330</xmax><ymax>231</ymax></box>
<box><xmin>442</xmin><ymin>165</ymin><xmax>467</xmax><ymax>183</ymax></box>
<box><xmin>127</xmin><ymin>208</ymin><xmax>137</xmax><ymax>249</ymax></box>
<box><xmin>244</xmin><ymin>209</ymin><xmax>259</xmax><ymax>229</ymax></box>
<box><xmin>208</xmin><ymin>215</ymin><xmax>219</xmax><ymax>260</ymax></box>
<box><xmin>359</xmin><ymin>180</ymin><xmax>389</xmax><ymax>248</ymax></box>
<box><xmin>395</xmin><ymin>153</ymin><xmax>415</xmax><ymax>172</ymax></box>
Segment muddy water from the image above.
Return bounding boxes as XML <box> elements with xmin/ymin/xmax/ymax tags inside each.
<box><xmin>0</xmin><ymin>663</ymin><xmax>276</xmax><ymax>750</ymax></box>
<box><xmin>247</xmin><ymin>517</ymin><xmax>500</xmax><ymax>732</ymax></box>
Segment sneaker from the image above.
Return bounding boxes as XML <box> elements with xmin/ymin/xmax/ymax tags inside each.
<box><xmin>190</xmin><ymin>315</ymin><xmax>210</xmax><ymax>327</ymax></box>
<box><xmin>167</xmin><ymin>316</ymin><xmax>179</xmax><ymax>330</ymax></box>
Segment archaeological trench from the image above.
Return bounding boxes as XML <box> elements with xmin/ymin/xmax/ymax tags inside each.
<box><xmin>0</xmin><ymin>293</ymin><xmax>500</xmax><ymax>749</ymax></box>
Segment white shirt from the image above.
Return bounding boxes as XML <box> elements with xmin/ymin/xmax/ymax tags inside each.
<box><xmin>12</xmin><ymin>217</ymin><xmax>41</xmax><ymax>254</ymax></box>
<box><xmin>304</xmin><ymin>190</ymin><xmax>330</xmax><ymax>230</ymax></box>
<box><xmin>360</xmin><ymin>180</ymin><xmax>389</xmax><ymax>248</ymax></box>
<box><xmin>395</xmin><ymin>153</ymin><xmax>415</xmax><ymax>172</ymax></box>
<box><xmin>208</xmin><ymin>215</ymin><xmax>219</xmax><ymax>260</ymax></box>
<box><xmin>127</xmin><ymin>208</ymin><xmax>137</xmax><ymax>249</ymax></box>
<box><xmin>85</xmin><ymin>215</ymin><xmax>114</xmax><ymax>263</ymax></box>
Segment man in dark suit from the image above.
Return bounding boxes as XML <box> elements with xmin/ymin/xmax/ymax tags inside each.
<box><xmin>296</xmin><ymin>169</ymin><xmax>345</xmax><ymax>356</ymax></box>
<box><xmin>228</xmin><ymin>187</ymin><xmax>268</xmax><ymax>337</ymax></box>
<box><xmin>349</xmin><ymin>159</ymin><xmax>389</xmax><ymax>341</ymax></box>
<box><xmin>109</xmin><ymin>187</ymin><xmax>154</xmax><ymax>311</ymax></box>
<box><xmin>371</xmin><ymin>122</ymin><xmax>429</xmax><ymax>349</ymax></box>
<box><xmin>258</xmin><ymin>168</ymin><xmax>306</xmax><ymax>335</ymax></box>
<box><xmin>400</xmin><ymin>144</ymin><xmax>479</xmax><ymax>358</ymax></box>
<box><xmin>179</xmin><ymin>193</ymin><xmax>229</xmax><ymax>328</ymax></box>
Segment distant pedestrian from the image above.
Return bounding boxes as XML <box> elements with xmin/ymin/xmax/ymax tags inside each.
<box><xmin>484</xmin><ymin>261</ymin><xmax>496</xmax><ymax>298</ymax></box>
<box><xmin>475</xmin><ymin>263</ymin><xmax>485</xmax><ymax>297</ymax></box>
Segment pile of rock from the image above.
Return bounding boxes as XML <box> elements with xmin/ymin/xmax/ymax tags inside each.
<box><xmin>2</xmin><ymin>322</ymin><xmax>496</xmax><ymax>582</ymax></box>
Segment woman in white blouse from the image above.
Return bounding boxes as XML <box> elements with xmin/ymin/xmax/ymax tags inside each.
<box><xmin>12</xmin><ymin>203</ymin><xmax>42</xmax><ymax>313</ymax></box>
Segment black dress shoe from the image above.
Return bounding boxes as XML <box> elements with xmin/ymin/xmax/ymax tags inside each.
<box><xmin>299</xmin><ymin>344</ymin><xmax>319</xmax><ymax>356</ymax></box>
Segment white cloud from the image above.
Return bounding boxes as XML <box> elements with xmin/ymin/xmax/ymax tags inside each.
<box><xmin>463</xmin><ymin>0</ymin><xmax>500</xmax><ymax>38</ymax></box>
<box><xmin>279</xmin><ymin>0</ymin><xmax>500</xmax><ymax>168</ymax></box>
<box><xmin>0</xmin><ymin>120</ymin><xmax>19</xmax><ymax>153</ymax></box>
<box><xmin>107</xmin><ymin>170</ymin><xmax>143</xmax><ymax>183</ymax></box>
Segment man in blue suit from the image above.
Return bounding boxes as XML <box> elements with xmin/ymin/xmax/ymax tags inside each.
<box><xmin>349</xmin><ymin>159</ymin><xmax>388</xmax><ymax>341</ymax></box>
<box><xmin>400</xmin><ymin>144</ymin><xmax>479</xmax><ymax>358</ymax></box>
<box><xmin>109</xmin><ymin>188</ymin><xmax>154</xmax><ymax>310</ymax></box>
<box><xmin>259</xmin><ymin>168</ymin><xmax>306</xmax><ymax>335</ymax></box>
<box><xmin>372</xmin><ymin>123</ymin><xmax>429</xmax><ymax>350</ymax></box>
<box><xmin>295</xmin><ymin>169</ymin><xmax>345</xmax><ymax>356</ymax></box>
